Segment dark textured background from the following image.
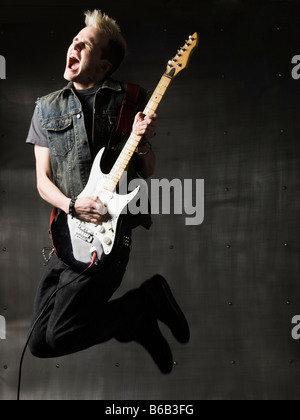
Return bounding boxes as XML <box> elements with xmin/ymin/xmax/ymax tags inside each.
<box><xmin>1</xmin><ymin>0</ymin><xmax>300</xmax><ymax>400</ymax></box>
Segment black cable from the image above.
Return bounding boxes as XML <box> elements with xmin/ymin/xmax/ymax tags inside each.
<box><xmin>17</xmin><ymin>258</ymin><xmax>96</xmax><ymax>401</ymax></box>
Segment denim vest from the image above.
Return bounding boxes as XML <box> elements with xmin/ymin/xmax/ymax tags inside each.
<box><xmin>36</xmin><ymin>79</ymin><xmax>152</xmax><ymax>229</ymax></box>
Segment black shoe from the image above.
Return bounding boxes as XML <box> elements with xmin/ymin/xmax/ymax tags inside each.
<box><xmin>141</xmin><ymin>275</ymin><xmax>190</xmax><ymax>344</ymax></box>
<box><xmin>117</xmin><ymin>317</ymin><xmax>174</xmax><ymax>374</ymax></box>
<box><xmin>134</xmin><ymin>318</ymin><xmax>174</xmax><ymax>374</ymax></box>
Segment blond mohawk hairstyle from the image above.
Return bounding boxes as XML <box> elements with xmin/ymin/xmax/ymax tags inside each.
<box><xmin>84</xmin><ymin>9</ymin><xmax>127</xmax><ymax>75</ymax></box>
<box><xmin>84</xmin><ymin>10</ymin><xmax>121</xmax><ymax>37</ymax></box>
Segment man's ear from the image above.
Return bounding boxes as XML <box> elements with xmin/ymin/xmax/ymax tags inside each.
<box><xmin>97</xmin><ymin>59</ymin><xmax>113</xmax><ymax>76</ymax></box>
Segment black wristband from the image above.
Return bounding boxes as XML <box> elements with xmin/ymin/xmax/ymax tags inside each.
<box><xmin>69</xmin><ymin>198</ymin><xmax>77</xmax><ymax>218</ymax></box>
<box><xmin>135</xmin><ymin>142</ymin><xmax>152</xmax><ymax>156</ymax></box>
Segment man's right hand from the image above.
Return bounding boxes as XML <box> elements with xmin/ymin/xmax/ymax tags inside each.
<box><xmin>74</xmin><ymin>196</ymin><xmax>107</xmax><ymax>225</ymax></box>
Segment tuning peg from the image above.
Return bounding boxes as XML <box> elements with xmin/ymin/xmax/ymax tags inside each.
<box><xmin>189</xmin><ymin>35</ymin><xmax>195</xmax><ymax>41</ymax></box>
<box><xmin>168</xmin><ymin>60</ymin><xmax>174</xmax><ymax>68</ymax></box>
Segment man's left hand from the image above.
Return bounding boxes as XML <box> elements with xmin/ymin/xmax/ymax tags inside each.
<box><xmin>132</xmin><ymin>112</ymin><xmax>157</xmax><ymax>141</ymax></box>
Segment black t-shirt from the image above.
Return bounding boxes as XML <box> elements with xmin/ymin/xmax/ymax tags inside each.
<box><xmin>74</xmin><ymin>82</ymin><xmax>103</xmax><ymax>152</ymax></box>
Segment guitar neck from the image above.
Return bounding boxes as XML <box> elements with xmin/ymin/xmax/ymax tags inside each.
<box><xmin>104</xmin><ymin>74</ymin><xmax>173</xmax><ymax>192</ymax></box>
<box><xmin>144</xmin><ymin>73</ymin><xmax>173</xmax><ymax>115</ymax></box>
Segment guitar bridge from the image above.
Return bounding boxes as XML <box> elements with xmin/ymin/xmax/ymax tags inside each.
<box><xmin>75</xmin><ymin>223</ymin><xmax>94</xmax><ymax>244</ymax></box>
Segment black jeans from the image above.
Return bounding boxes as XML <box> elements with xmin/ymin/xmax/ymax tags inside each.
<box><xmin>29</xmin><ymin>244</ymin><xmax>148</xmax><ymax>358</ymax></box>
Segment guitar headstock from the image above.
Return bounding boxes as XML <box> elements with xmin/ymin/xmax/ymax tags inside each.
<box><xmin>165</xmin><ymin>32</ymin><xmax>198</xmax><ymax>78</ymax></box>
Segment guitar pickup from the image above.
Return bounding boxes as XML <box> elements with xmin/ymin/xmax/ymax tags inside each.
<box><xmin>75</xmin><ymin>223</ymin><xmax>94</xmax><ymax>244</ymax></box>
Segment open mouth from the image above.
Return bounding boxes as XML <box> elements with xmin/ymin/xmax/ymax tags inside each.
<box><xmin>68</xmin><ymin>54</ymin><xmax>80</xmax><ymax>71</ymax></box>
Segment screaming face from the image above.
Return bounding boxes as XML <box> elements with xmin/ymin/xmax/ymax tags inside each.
<box><xmin>64</xmin><ymin>26</ymin><xmax>112</xmax><ymax>90</ymax></box>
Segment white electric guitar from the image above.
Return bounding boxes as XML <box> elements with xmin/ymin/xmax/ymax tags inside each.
<box><xmin>50</xmin><ymin>33</ymin><xmax>198</xmax><ymax>270</ymax></box>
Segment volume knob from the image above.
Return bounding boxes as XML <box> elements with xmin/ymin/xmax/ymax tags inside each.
<box><xmin>104</xmin><ymin>237</ymin><xmax>112</xmax><ymax>246</ymax></box>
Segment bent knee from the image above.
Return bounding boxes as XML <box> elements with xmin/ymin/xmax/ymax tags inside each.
<box><xmin>29</xmin><ymin>329</ymin><xmax>61</xmax><ymax>359</ymax></box>
<box><xmin>28</xmin><ymin>337</ymin><xmax>53</xmax><ymax>359</ymax></box>
<box><xmin>45</xmin><ymin>329</ymin><xmax>71</xmax><ymax>357</ymax></box>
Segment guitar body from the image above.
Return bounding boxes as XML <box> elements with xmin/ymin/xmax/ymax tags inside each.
<box><xmin>50</xmin><ymin>148</ymin><xmax>140</xmax><ymax>271</ymax></box>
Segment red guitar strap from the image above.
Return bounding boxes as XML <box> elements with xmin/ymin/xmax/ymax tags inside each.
<box><xmin>49</xmin><ymin>207</ymin><xmax>58</xmax><ymax>254</ymax></box>
<box><xmin>115</xmin><ymin>83</ymin><xmax>141</xmax><ymax>136</ymax></box>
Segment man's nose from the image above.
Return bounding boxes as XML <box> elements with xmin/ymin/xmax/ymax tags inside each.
<box><xmin>73</xmin><ymin>40</ymin><xmax>84</xmax><ymax>51</ymax></box>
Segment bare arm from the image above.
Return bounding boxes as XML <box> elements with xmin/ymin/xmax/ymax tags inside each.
<box><xmin>34</xmin><ymin>145</ymin><xmax>70</xmax><ymax>214</ymax></box>
<box><xmin>34</xmin><ymin>145</ymin><xmax>103</xmax><ymax>224</ymax></box>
